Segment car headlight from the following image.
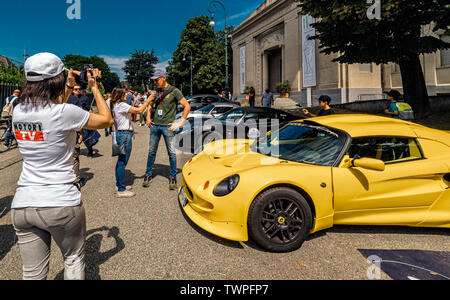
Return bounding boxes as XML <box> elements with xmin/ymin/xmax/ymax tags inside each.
<box><xmin>213</xmin><ymin>175</ymin><xmax>240</xmax><ymax>197</ymax></box>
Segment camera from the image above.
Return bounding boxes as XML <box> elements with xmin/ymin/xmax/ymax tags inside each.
<box><xmin>79</xmin><ymin>64</ymin><xmax>102</xmax><ymax>84</ymax></box>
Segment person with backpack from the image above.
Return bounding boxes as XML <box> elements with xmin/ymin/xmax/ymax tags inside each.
<box><xmin>384</xmin><ymin>90</ymin><xmax>401</xmax><ymax>119</ymax></box>
<box><xmin>143</xmin><ymin>69</ymin><xmax>191</xmax><ymax>190</ymax></box>
<box><xmin>2</xmin><ymin>89</ymin><xmax>20</xmax><ymax>148</ymax></box>
<box><xmin>384</xmin><ymin>90</ymin><xmax>415</xmax><ymax>121</ymax></box>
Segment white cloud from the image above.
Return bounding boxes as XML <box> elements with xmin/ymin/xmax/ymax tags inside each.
<box><xmin>100</xmin><ymin>55</ymin><xmax>170</xmax><ymax>81</ymax></box>
<box><xmin>99</xmin><ymin>55</ymin><xmax>128</xmax><ymax>81</ymax></box>
<box><xmin>155</xmin><ymin>60</ymin><xmax>170</xmax><ymax>71</ymax></box>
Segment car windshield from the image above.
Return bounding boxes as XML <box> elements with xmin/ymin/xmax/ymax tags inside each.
<box><xmin>218</xmin><ymin>109</ymin><xmax>245</xmax><ymax>121</ymax></box>
<box><xmin>252</xmin><ymin>123</ymin><xmax>345</xmax><ymax>166</ymax></box>
<box><xmin>197</xmin><ymin>104</ymin><xmax>215</xmax><ymax>114</ymax></box>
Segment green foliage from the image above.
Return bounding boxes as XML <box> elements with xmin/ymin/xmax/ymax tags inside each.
<box><xmin>295</xmin><ymin>0</ymin><xmax>450</xmax><ymax>64</ymax></box>
<box><xmin>62</xmin><ymin>54</ymin><xmax>121</xmax><ymax>93</ymax></box>
<box><xmin>243</xmin><ymin>86</ymin><xmax>251</xmax><ymax>95</ymax></box>
<box><xmin>167</xmin><ymin>16</ymin><xmax>233</xmax><ymax>95</ymax></box>
<box><xmin>276</xmin><ymin>81</ymin><xmax>291</xmax><ymax>94</ymax></box>
<box><xmin>295</xmin><ymin>0</ymin><xmax>450</xmax><ymax>118</ymax></box>
<box><xmin>123</xmin><ymin>50</ymin><xmax>158</xmax><ymax>90</ymax></box>
<box><xmin>0</xmin><ymin>63</ymin><xmax>25</xmax><ymax>85</ymax></box>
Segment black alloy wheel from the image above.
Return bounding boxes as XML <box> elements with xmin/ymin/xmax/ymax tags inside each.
<box><xmin>248</xmin><ymin>187</ymin><xmax>312</xmax><ymax>253</ymax></box>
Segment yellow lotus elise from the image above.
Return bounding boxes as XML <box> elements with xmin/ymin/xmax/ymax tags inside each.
<box><xmin>179</xmin><ymin>115</ymin><xmax>450</xmax><ymax>252</ymax></box>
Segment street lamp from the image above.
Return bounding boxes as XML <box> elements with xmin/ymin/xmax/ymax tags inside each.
<box><xmin>182</xmin><ymin>47</ymin><xmax>193</xmax><ymax>97</ymax></box>
<box><xmin>208</xmin><ymin>0</ymin><xmax>229</xmax><ymax>99</ymax></box>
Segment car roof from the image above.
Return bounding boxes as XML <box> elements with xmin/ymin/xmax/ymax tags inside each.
<box><xmin>303</xmin><ymin>114</ymin><xmax>432</xmax><ymax>138</ymax></box>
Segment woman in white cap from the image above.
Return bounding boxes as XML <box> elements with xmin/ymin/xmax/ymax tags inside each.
<box><xmin>11</xmin><ymin>52</ymin><xmax>114</xmax><ymax>280</ymax></box>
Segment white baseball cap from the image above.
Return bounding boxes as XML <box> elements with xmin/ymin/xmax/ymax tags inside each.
<box><xmin>24</xmin><ymin>52</ymin><xmax>68</xmax><ymax>82</ymax></box>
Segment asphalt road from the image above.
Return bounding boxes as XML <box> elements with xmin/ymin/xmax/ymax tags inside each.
<box><xmin>0</xmin><ymin>124</ymin><xmax>449</xmax><ymax>280</ymax></box>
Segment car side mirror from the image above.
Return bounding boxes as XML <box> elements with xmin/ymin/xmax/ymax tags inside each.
<box><xmin>351</xmin><ymin>157</ymin><xmax>386</xmax><ymax>172</ymax></box>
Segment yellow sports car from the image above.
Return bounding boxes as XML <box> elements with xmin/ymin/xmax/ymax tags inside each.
<box><xmin>179</xmin><ymin>115</ymin><xmax>450</xmax><ymax>252</ymax></box>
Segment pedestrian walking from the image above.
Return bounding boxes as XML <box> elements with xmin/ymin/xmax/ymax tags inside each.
<box><xmin>111</xmin><ymin>87</ymin><xmax>154</xmax><ymax>198</ymax></box>
<box><xmin>1</xmin><ymin>89</ymin><xmax>20</xmax><ymax>149</ymax></box>
<box><xmin>261</xmin><ymin>89</ymin><xmax>274</xmax><ymax>108</ymax></box>
<box><xmin>11</xmin><ymin>52</ymin><xmax>113</xmax><ymax>280</ymax></box>
<box><xmin>143</xmin><ymin>69</ymin><xmax>191</xmax><ymax>190</ymax></box>
<box><xmin>248</xmin><ymin>87</ymin><xmax>256</xmax><ymax>107</ymax></box>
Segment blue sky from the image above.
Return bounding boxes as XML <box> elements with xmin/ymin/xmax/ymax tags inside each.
<box><xmin>0</xmin><ymin>0</ymin><xmax>262</xmax><ymax>80</ymax></box>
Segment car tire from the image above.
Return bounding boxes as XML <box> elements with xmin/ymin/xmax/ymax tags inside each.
<box><xmin>248</xmin><ymin>187</ymin><xmax>313</xmax><ymax>253</ymax></box>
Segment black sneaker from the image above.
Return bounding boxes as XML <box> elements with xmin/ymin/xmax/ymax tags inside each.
<box><xmin>169</xmin><ymin>177</ymin><xmax>177</xmax><ymax>191</ymax></box>
<box><xmin>143</xmin><ymin>175</ymin><xmax>153</xmax><ymax>188</ymax></box>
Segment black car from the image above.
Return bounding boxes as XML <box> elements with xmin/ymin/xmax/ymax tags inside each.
<box><xmin>177</xmin><ymin>94</ymin><xmax>230</xmax><ymax>113</ymax></box>
<box><xmin>175</xmin><ymin>107</ymin><xmax>300</xmax><ymax>154</ymax></box>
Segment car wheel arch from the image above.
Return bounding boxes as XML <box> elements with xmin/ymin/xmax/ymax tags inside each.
<box><xmin>246</xmin><ymin>183</ymin><xmax>316</xmax><ymax>227</ymax></box>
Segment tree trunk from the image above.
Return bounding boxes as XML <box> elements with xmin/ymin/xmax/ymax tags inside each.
<box><xmin>399</xmin><ymin>55</ymin><xmax>431</xmax><ymax>119</ymax></box>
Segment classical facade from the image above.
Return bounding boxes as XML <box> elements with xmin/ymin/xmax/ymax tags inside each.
<box><xmin>231</xmin><ymin>0</ymin><xmax>450</xmax><ymax>106</ymax></box>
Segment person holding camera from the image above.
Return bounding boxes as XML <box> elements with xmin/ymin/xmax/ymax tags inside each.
<box><xmin>11</xmin><ymin>52</ymin><xmax>113</xmax><ymax>280</ymax></box>
<box><xmin>110</xmin><ymin>87</ymin><xmax>155</xmax><ymax>198</ymax></box>
<box><xmin>143</xmin><ymin>69</ymin><xmax>190</xmax><ymax>190</ymax></box>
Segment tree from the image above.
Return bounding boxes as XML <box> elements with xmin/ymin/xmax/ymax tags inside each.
<box><xmin>62</xmin><ymin>54</ymin><xmax>121</xmax><ymax>93</ymax></box>
<box><xmin>168</xmin><ymin>16</ymin><xmax>233</xmax><ymax>95</ymax></box>
<box><xmin>0</xmin><ymin>63</ymin><xmax>25</xmax><ymax>85</ymax></box>
<box><xmin>295</xmin><ymin>0</ymin><xmax>450</xmax><ymax>119</ymax></box>
<box><xmin>123</xmin><ymin>50</ymin><xmax>158</xmax><ymax>91</ymax></box>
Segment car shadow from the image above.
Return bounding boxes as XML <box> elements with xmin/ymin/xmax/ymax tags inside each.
<box><xmin>54</xmin><ymin>226</ymin><xmax>125</xmax><ymax>280</ymax></box>
<box><xmin>178</xmin><ymin>201</ymin><xmax>244</xmax><ymax>250</ymax></box>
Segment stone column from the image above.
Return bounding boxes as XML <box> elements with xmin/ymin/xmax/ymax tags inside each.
<box><xmin>263</xmin><ymin>51</ymin><xmax>269</xmax><ymax>92</ymax></box>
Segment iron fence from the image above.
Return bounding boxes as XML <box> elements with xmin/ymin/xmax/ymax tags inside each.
<box><xmin>0</xmin><ymin>82</ymin><xmax>21</xmax><ymax>115</ymax></box>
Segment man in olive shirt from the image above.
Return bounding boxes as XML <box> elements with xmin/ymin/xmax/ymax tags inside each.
<box><xmin>144</xmin><ymin>69</ymin><xmax>191</xmax><ymax>190</ymax></box>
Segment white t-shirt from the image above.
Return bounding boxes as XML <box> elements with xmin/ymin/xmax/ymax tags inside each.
<box><xmin>11</xmin><ymin>103</ymin><xmax>90</xmax><ymax>209</ymax></box>
<box><xmin>113</xmin><ymin>102</ymin><xmax>133</xmax><ymax>131</ymax></box>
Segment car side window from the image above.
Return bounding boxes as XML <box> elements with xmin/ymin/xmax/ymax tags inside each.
<box><xmin>213</xmin><ymin>107</ymin><xmax>233</xmax><ymax>115</ymax></box>
<box><xmin>204</xmin><ymin>97</ymin><xmax>217</xmax><ymax>104</ymax></box>
<box><xmin>348</xmin><ymin>137</ymin><xmax>423</xmax><ymax>163</ymax></box>
<box><xmin>190</xmin><ymin>97</ymin><xmax>203</xmax><ymax>104</ymax></box>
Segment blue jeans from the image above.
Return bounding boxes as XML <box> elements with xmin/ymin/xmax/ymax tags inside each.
<box><xmin>4</xmin><ymin>119</ymin><xmax>13</xmax><ymax>147</ymax></box>
<box><xmin>145</xmin><ymin>125</ymin><xmax>177</xmax><ymax>179</ymax></box>
<box><xmin>115</xmin><ymin>131</ymin><xmax>133</xmax><ymax>192</ymax></box>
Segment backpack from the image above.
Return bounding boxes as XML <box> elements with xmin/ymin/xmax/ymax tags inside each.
<box><xmin>396</xmin><ymin>102</ymin><xmax>415</xmax><ymax>121</ymax></box>
<box><xmin>2</xmin><ymin>96</ymin><xmax>18</xmax><ymax>117</ymax></box>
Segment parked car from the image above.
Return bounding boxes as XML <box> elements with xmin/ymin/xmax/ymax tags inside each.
<box><xmin>175</xmin><ymin>103</ymin><xmax>240</xmax><ymax>123</ymax></box>
<box><xmin>179</xmin><ymin>114</ymin><xmax>450</xmax><ymax>252</ymax></box>
<box><xmin>175</xmin><ymin>107</ymin><xmax>298</xmax><ymax>154</ymax></box>
<box><xmin>177</xmin><ymin>94</ymin><xmax>231</xmax><ymax>113</ymax></box>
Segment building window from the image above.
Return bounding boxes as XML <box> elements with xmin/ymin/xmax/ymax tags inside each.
<box><xmin>441</xmin><ymin>35</ymin><xmax>450</xmax><ymax>67</ymax></box>
<box><xmin>359</xmin><ymin>63</ymin><xmax>373</xmax><ymax>73</ymax></box>
<box><xmin>393</xmin><ymin>63</ymin><xmax>401</xmax><ymax>73</ymax></box>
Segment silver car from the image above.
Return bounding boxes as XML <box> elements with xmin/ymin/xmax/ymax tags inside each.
<box><xmin>175</xmin><ymin>102</ymin><xmax>240</xmax><ymax>123</ymax></box>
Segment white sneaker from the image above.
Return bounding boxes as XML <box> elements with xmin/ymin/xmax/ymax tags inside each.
<box><xmin>116</xmin><ymin>190</ymin><xmax>136</xmax><ymax>198</ymax></box>
<box><xmin>115</xmin><ymin>186</ymin><xmax>133</xmax><ymax>192</ymax></box>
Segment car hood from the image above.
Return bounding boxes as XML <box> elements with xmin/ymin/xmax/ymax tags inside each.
<box><xmin>184</xmin><ymin>139</ymin><xmax>287</xmax><ymax>181</ymax></box>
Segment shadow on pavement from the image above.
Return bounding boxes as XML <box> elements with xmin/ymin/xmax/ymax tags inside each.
<box><xmin>151</xmin><ymin>164</ymin><xmax>183</xmax><ymax>179</ymax></box>
<box><xmin>80</xmin><ymin>168</ymin><xmax>94</xmax><ymax>184</ymax></box>
<box><xmin>178</xmin><ymin>201</ymin><xmax>244</xmax><ymax>250</ymax></box>
<box><xmin>54</xmin><ymin>226</ymin><xmax>125</xmax><ymax>280</ymax></box>
<box><xmin>0</xmin><ymin>196</ymin><xmax>13</xmax><ymax>220</ymax></box>
<box><xmin>0</xmin><ymin>225</ymin><xmax>16</xmax><ymax>262</ymax></box>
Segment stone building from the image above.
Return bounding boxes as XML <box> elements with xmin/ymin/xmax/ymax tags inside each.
<box><xmin>231</xmin><ymin>0</ymin><xmax>450</xmax><ymax>107</ymax></box>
